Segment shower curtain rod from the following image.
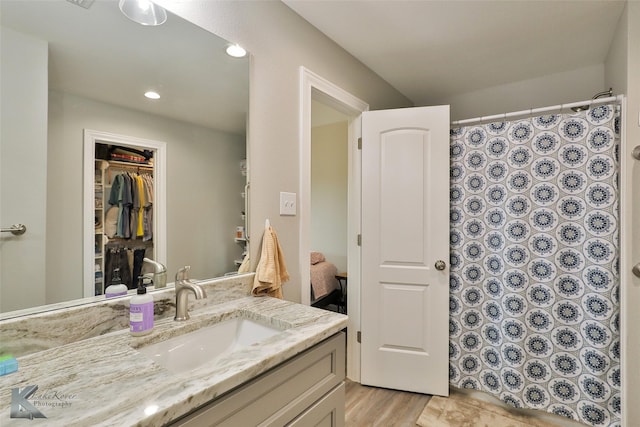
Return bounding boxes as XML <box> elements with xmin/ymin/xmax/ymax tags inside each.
<box><xmin>451</xmin><ymin>94</ymin><xmax>623</xmax><ymax>126</ymax></box>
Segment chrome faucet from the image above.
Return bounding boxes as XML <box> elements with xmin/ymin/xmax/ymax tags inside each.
<box><xmin>174</xmin><ymin>266</ymin><xmax>207</xmax><ymax>321</ymax></box>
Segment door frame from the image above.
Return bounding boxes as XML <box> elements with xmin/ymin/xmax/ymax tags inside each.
<box><xmin>299</xmin><ymin>67</ymin><xmax>368</xmax><ymax>380</ymax></box>
<box><xmin>82</xmin><ymin>129</ymin><xmax>167</xmax><ymax>298</ymax></box>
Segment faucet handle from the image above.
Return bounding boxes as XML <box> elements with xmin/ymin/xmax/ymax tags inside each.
<box><xmin>176</xmin><ymin>265</ymin><xmax>191</xmax><ymax>283</ymax></box>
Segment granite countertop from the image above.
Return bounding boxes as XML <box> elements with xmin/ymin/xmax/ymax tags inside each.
<box><xmin>0</xmin><ymin>297</ymin><xmax>348</xmax><ymax>426</ymax></box>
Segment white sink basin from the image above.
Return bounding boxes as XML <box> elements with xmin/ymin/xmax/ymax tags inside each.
<box><xmin>138</xmin><ymin>317</ymin><xmax>284</xmax><ymax>374</ymax></box>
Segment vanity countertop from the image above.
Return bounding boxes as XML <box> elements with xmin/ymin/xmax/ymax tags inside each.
<box><xmin>0</xmin><ymin>297</ymin><xmax>348</xmax><ymax>426</ymax></box>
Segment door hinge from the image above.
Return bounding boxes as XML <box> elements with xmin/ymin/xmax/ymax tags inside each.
<box><xmin>357</xmin><ymin>331</ymin><xmax>361</xmax><ymax>343</ymax></box>
<box><xmin>357</xmin><ymin>137</ymin><xmax>362</xmax><ymax>150</ymax></box>
<box><xmin>357</xmin><ymin>234</ymin><xmax>361</xmax><ymax>246</ymax></box>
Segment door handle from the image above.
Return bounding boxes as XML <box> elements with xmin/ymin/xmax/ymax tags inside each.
<box><xmin>1</xmin><ymin>224</ymin><xmax>26</xmax><ymax>235</ymax></box>
<box><xmin>435</xmin><ymin>260</ymin><xmax>446</xmax><ymax>271</ymax></box>
<box><xmin>633</xmin><ymin>263</ymin><xmax>640</xmax><ymax>278</ymax></box>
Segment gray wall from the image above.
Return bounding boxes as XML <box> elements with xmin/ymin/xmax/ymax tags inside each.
<box><xmin>437</xmin><ymin>64</ymin><xmax>605</xmax><ymax>121</ymax></box>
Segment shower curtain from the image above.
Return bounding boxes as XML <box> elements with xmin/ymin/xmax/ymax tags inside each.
<box><xmin>449</xmin><ymin>103</ymin><xmax>621</xmax><ymax>427</ymax></box>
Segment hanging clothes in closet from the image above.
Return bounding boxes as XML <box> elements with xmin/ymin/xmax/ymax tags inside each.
<box><xmin>107</xmin><ymin>170</ymin><xmax>153</xmax><ymax>240</ymax></box>
<box><xmin>104</xmin><ymin>168</ymin><xmax>154</xmax><ymax>288</ymax></box>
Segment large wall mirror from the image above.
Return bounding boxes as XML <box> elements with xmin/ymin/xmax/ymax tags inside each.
<box><xmin>0</xmin><ymin>0</ymin><xmax>249</xmax><ymax>316</ymax></box>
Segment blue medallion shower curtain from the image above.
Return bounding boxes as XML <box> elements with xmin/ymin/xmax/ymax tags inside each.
<box><xmin>449</xmin><ymin>103</ymin><xmax>621</xmax><ymax>427</ymax></box>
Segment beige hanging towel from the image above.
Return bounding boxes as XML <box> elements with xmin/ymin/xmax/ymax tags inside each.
<box><xmin>252</xmin><ymin>225</ymin><xmax>289</xmax><ymax>298</ymax></box>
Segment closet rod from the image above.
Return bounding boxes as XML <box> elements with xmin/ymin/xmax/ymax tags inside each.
<box><xmin>451</xmin><ymin>94</ymin><xmax>623</xmax><ymax>126</ymax></box>
<box><xmin>107</xmin><ymin>162</ymin><xmax>153</xmax><ymax>183</ymax></box>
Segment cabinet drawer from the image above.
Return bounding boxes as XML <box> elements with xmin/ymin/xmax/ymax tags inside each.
<box><xmin>172</xmin><ymin>332</ymin><xmax>345</xmax><ymax>427</ymax></box>
<box><xmin>287</xmin><ymin>382</ymin><xmax>345</xmax><ymax>427</ymax></box>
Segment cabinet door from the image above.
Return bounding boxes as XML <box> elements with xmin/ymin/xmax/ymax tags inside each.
<box><xmin>172</xmin><ymin>332</ymin><xmax>345</xmax><ymax>427</ymax></box>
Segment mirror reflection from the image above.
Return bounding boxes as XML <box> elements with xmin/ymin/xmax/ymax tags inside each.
<box><xmin>0</xmin><ymin>0</ymin><xmax>249</xmax><ymax>315</ymax></box>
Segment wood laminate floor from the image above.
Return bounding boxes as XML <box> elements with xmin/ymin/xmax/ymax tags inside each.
<box><xmin>345</xmin><ymin>379</ymin><xmax>432</xmax><ymax>427</ymax></box>
<box><xmin>345</xmin><ymin>380</ymin><xmax>573</xmax><ymax>427</ymax></box>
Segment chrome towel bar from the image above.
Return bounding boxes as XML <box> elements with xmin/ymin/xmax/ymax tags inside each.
<box><xmin>1</xmin><ymin>224</ymin><xmax>27</xmax><ymax>235</ymax></box>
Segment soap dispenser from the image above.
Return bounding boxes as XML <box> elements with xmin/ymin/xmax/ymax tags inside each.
<box><xmin>105</xmin><ymin>268</ymin><xmax>128</xmax><ymax>298</ymax></box>
<box><xmin>130</xmin><ymin>276</ymin><xmax>154</xmax><ymax>336</ymax></box>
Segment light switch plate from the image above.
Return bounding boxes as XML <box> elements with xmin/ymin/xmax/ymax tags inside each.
<box><xmin>280</xmin><ymin>192</ymin><xmax>296</xmax><ymax>216</ymax></box>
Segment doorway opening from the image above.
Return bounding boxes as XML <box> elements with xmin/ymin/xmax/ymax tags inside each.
<box><xmin>299</xmin><ymin>67</ymin><xmax>368</xmax><ymax>381</ymax></box>
<box><xmin>309</xmin><ymin>99</ymin><xmax>349</xmax><ymax>313</ymax></box>
<box><xmin>83</xmin><ymin>129</ymin><xmax>167</xmax><ymax>299</ymax></box>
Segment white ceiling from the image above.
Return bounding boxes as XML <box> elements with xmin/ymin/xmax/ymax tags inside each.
<box><xmin>1</xmin><ymin>0</ymin><xmax>249</xmax><ymax>135</ymax></box>
<box><xmin>284</xmin><ymin>0</ymin><xmax>626</xmax><ymax>106</ymax></box>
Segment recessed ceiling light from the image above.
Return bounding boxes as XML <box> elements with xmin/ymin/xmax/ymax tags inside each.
<box><xmin>144</xmin><ymin>91</ymin><xmax>160</xmax><ymax>99</ymax></box>
<box><xmin>226</xmin><ymin>44</ymin><xmax>247</xmax><ymax>58</ymax></box>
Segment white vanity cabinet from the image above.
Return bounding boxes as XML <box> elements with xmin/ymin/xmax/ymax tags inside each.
<box><xmin>171</xmin><ymin>332</ymin><xmax>346</xmax><ymax>427</ymax></box>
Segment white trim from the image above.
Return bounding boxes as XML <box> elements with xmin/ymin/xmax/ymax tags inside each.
<box><xmin>83</xmin><ymin>129</ymin><xmax>167</xmax><ymax>298</ymax></box>
<box><xmin>299</xmin><ymin>67</ymin><xmax>368</xmax><ymax>381</ymax></box>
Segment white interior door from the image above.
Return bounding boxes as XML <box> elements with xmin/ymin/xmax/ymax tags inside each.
<box><xmin>1</xmin><ymin>27</ymin><xmax>48</xmax><ymax>312</ymax></box>
<box><xmin>360</xmin><ymin>105</ymin><xmax>450</xmax><ymax>395</ymax></box>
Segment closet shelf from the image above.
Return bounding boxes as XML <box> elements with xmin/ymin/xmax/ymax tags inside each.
<box><xmin>108</xmin><ymin>160</ymin><xmax>153</xmax><ymax>169</ymax></box>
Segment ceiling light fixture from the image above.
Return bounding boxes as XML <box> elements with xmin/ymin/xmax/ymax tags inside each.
<box><xmin>119</xmin><ymin>0</ymin><xmax>167</xmax><ymax>26</ymax></box>
<box><xmin>226</xmin><ymin>44</ymin><xmax>247</xmax><ymax>58</ymax></box>
<box><xmin>144</xmin><ymin>91</ymin><xmax>161</xmax><ymax>99</ymax></box>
